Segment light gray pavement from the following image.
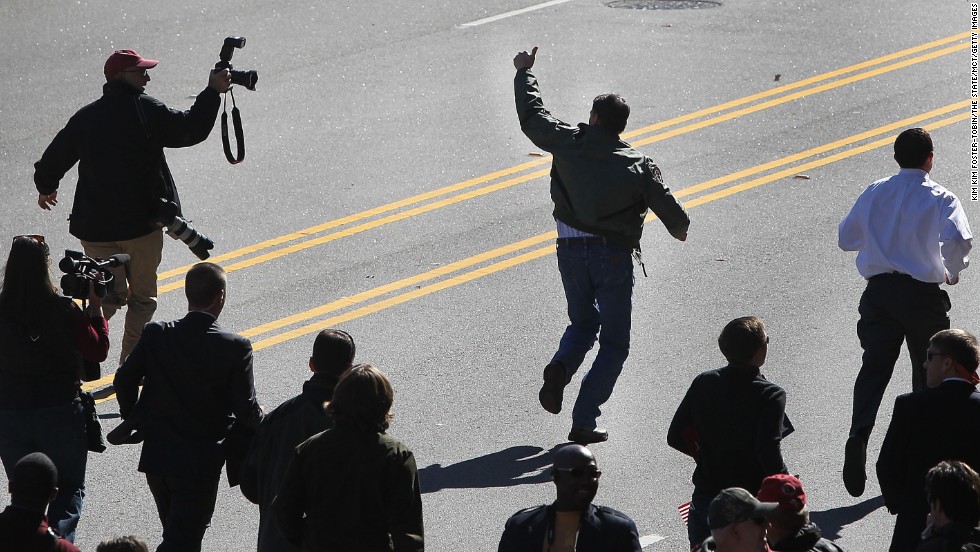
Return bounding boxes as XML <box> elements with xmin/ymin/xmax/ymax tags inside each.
<box><xmin>1</xmin><ymin>0</ymin><xmax>977</xmax><ymax>550</ymax></box>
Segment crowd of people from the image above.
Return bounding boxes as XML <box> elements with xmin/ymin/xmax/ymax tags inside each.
<box><xmin>0</xmin><ymin>43</ymin><xmax>975</xmax><ymax>551</ymax></box>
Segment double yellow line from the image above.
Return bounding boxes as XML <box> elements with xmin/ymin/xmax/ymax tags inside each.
<box><xmin>237</xmin><ymin>101</ymin><xmax>969</xmax><ymax>353</ymax></box>
<box><xmin>153</xmin><ymin>31</ymin><xmax>970</xmax><ymax>293</ymax></box>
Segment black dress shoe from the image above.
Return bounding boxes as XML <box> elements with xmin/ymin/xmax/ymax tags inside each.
<box><xmin>843</xmin><ymin>433</ymin><xmax>868</xmax><ymax>497</ymax></box>
<box><xmin>538</xmin><ymin>361</ymin><xmax>567</xmax><ymax>414</ymax></box>
<box><xmin>568</xmin><ymin>427</ymin><xmax>608</xmax><ymax>445</ymax></box>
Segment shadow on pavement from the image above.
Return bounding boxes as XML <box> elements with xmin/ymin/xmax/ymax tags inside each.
<box><xmin>419</xmin><ymin>444</ymin><xmax>563</xmax><ymax>493</ymax></box>
<box><xmin>811</xmin><ymin>495</ymin><xmax>886</xmax><ymax>539</ymax></box>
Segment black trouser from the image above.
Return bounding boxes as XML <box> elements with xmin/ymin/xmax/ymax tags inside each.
<box><xmin>146</xmin><ymin>473</ymin><xmax>219</xmax><ymax>552</ymax></box>
<box><xmin>849</xmin><ymin>274</ymin><xmax>950</xmax><ymax>436</ymax></box>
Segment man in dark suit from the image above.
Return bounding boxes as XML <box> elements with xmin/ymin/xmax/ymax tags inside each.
<box><xmin>497</xmin><ymin>444</ymin><xmax>641</xmax><ymax>552</ymax></box>
<box><xmin>876</xmin><ymin>328</ymin><xmax>980</xmax><ymax>552</ymax></box>
<box><xmin>113</xmin><ymin>262</ymin><xmax>263</xmax><ymax>552</ymax></box>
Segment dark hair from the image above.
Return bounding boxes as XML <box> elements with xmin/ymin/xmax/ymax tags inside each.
<box><xmin>184</xmin><ymin>262</ymin><xmax>226</xmax><ymax>308</ymax></box>
<box><xmin>9</xmin><ymin>452</ymin><xmax>58</xmax><ymax>507</ymax></box>
<box><xmin>893</xmin><ymin>128</ymin><xmax>933</xmax><ymax>168</ymax></box>
<box><xmin>592</xmin><ymin>94</ymin><xmax>630</xmax><ymax>135</ymax></box>
<box><xmin>931</xmin><ymin>329</ymin><xmax>980</xmax><ymax>372</ymax></box>
<box><xmin>325</xmin><ymin>363</ymin><xmax>393</xmax><ymax>432</ymax></box>
<box><xmin>0</xmin><ymin>236</ymin><xmax>58</xmax><ymax>326</ymax></box>
<box><xmin>312</xmin><ymin>329</ymin><xmax>356</xmax><ymax>375</ymax></box>
<box><xmin>926</xmin><ymin>460</ymin><xmax>980</xmax><ymax>526</ymax></box>
<box><xmin>718</xmin><ymin>316</ymin><xmax>768</xmax><ymax>364</ymax></box>
<box><xmin>96</xmin><ymin>536</ymin><xmax>150</xmax><ymax>552</ymax></box>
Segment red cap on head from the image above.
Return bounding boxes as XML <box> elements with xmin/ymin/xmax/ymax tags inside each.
<box><xmin>104</xmin><ymin>49</ymin><xmax>159</xmax><ymax>77</ymax></box>
<box><xmin>757</xmin><ymin>474</ymin><xmax>807</xmax><ymax>512</ymax></box>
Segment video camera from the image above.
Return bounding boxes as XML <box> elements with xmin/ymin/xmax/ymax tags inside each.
<box><xmin>154</xmin><ymin>199</ymin><xmax>214</xmax><ymax>260</ymax></box>
<box><xmin>216</xmin><ymin>36</ymin><xmax>257</xmax><ymax>91</ymax></box>
<box><xmin>58</xmin><ymin>250</ymin><xmax>126</xmax><ymax>300</ymax></box>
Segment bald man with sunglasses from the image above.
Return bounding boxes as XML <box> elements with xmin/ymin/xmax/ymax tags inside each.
<box><xmin>498</xmin><ymin>444</ymin><xmax>641</xmax><ymax>552</ymax></box>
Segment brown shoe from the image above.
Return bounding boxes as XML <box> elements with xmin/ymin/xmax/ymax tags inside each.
<box><xmin>538</xmin><ymin>361</ymin><xmax>567</xmax><ymax>414</ymax></box>
<box><xmin>568</xmin><ymin>427</ymin><xmax>609</xmax><ymax>444</ymax></box>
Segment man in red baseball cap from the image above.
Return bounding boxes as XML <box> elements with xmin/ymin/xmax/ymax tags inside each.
<box><xmin>756</xmin><ymin>475</ymin><xmax>842</xmax><ymax>551</ymax></box>
<box><xmin>34</xmin><ymin>49</ymin><xmax>232</xmax><ymax>365</ymax></box>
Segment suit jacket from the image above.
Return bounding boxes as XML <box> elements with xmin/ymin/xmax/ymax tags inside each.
<box><xmin>497</xmin><ymin>503</ymin><xmax>641</xmax><ymax>552</ymax></box>
<box><xmin>114</xmin><ymin>311</ymin><xmax>263</xmax><ymax>480</ymax></box>
<box><xmin>877</xmin><ymin>380</ymin><xmax>980</xmax><ymax>522</ymax></box>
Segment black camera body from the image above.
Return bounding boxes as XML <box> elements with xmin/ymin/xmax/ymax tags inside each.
<box><xmin>154</xmin><ymin>199</ymin><xmax>215</xmax><ymax>260</ymax></box>
<box><xmin>58</xmin><ymin>250</ymin><xmax>125</xmax><ymax>300</ymax></box>
<box><xmin>216</xmin><ymin>36</ymin><xmax>258</xmax><ymax>91</ymax></box>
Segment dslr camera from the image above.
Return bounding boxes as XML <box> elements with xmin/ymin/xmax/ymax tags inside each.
<box><xmin>154</xmin><ymin>199</ymin><xmax>215</xmax><ymax>260</ymax></box>
<box><xmin>216</xmin><ymin>36</ymin><xmax>258</xmax><ymax>91</ymax></box>
<box><xmin>58</xmin><ymin>250</ymin><xmax>125</xmax><ymax>300</ymax></box>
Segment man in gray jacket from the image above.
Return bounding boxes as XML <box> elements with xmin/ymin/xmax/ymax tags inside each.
<box><xmin>514</xmin><ymin>46</ymin><xmax>690</xmax><ymax>444</ymax></box>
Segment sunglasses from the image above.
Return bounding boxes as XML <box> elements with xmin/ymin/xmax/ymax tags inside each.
<box><xmin>554</xmin><ymin>467</ymin><xmax>602</xmax><ymax>479</ymax></box>
<box><xmin>122</xmin><ymin>68</ymin><xmax>149</xmax><ymax>76</ymax></box>
<box><xmin>13</xmin><ymin>234</ymin><xmax>50</xmax><ymax>257</ymax></box>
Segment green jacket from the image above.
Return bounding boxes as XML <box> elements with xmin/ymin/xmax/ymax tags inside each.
<box><xmin>515</xmin><ymin>68</ymin><xmax>690</xmax><ymax>248</ymax></box>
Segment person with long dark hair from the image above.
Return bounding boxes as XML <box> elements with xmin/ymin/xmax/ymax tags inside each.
<box><xmin>0</xmin><ymin>235</ymin><xmax>109</xmax><ymax>542</ymax></box>
<box><xmin>273</xmin><ymin>364</ymin><xmax>424</xmax><ymax>551</ymax></box>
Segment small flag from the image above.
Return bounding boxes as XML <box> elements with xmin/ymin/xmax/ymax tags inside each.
<box><xmin>678</xmin><ymin>501</ymin><xmax>692</xmax><ymax>525</ymax></box>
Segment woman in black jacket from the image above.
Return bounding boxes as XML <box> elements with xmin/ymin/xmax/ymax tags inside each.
<box><xmin>0</xmin><ymin>235</ymin><xmax>109</xmax><ymax>542</ymax></box>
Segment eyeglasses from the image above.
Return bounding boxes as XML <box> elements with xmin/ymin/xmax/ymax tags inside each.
<box><xmin>554</xmin><ymin>467</ymin><xmax>602</xmax><ymax>479</ymax></box>
<box><xmin>927</xmin><ymin>350</ymin><xmax>947</xmax><ymax>361</ymax></box>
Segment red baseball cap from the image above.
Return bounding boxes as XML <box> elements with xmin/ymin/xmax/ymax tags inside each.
<box><xmin>757</xmin><ymin>474</ymin><xmax>807</xmax><ymax>512</ymax></box>
<box><xmin>104</xmin><ymin>49</ymin><xmax>159</xmax><ymax>77</ymax></box>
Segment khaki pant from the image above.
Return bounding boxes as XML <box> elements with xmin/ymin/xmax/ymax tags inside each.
<box><xmin>81</xmin><ymin>229</ymin><xmax>163</xmax><ymax>364</ymax></box>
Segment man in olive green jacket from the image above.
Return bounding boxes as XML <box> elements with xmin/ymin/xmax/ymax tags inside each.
<box><xmin>514</xmin><ymin>46</ymin><xmax>689</xmax><ymax>445</ymax></box>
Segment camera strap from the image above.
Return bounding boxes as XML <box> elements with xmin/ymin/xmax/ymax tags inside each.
<box><xmin>221</xmin><ymin>88</ymin><xmax>246</xmax><ymax>164</ymax></box>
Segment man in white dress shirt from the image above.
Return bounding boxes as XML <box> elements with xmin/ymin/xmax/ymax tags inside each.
<box><xmin>838</xmin><ymin>127</ymin><xmax>973</xmax><ymax>498</ymax></box>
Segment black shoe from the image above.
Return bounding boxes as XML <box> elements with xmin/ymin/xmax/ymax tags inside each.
<box><xmin>843</xmin><ymin>433</ymin><xmax>868</xmax><ymax>497</ymax></box>
<box><xmin>539</xmin><ymin>362</ymin><xmax>567</xmax><ymax>414</ymax></box>
<box><xmin>568</xmin><ymin>427</ymin><xmax>608</xmax><ymax>445</ymax></box>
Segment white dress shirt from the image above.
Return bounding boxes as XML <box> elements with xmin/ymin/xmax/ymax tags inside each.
<box><xmin>839</xmin><ymin>168</ymin><xmax>973</xmax><ymax>283</ymax></box>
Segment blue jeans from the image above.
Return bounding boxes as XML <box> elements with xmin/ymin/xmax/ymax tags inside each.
<box><xmin>0</xmin><ymin>400</ymin><xmax>88</xmax><ymax>542</ymax></box>
<box><xmin>552</xmin><ymin>240</ymin><xmax>634</xmax><ymax>429</ymax></box>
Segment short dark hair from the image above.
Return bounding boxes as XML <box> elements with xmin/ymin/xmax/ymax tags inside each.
<box><xmin>9</xmin><ymin>452</ymin><xmax>57</xmax><ymax>508</ymax></box>
<box><xmin>592</xmin><ymin>94</ymin><xmax>630</xmax><ymax>135</ymax></box>
<box><xmin>926</xmin><ymin>460</ymin><xmax>980</xmax><ymax>526</ymax></box>
<box><xmin>894</xmin><ymin>128</ymin><xmax>933</xmax><ymax>168</ymax></box>
<box><xmin>325</xmin><ymin>363</ymin><xmax>394</xmax><ymax>432</ymax></box>
<box><xmin>718</xmin><ymin>316</ymin><xmax>768</xmax><ymax>364</ymax></box>
<box><xmin>931</xmin><ymin>329</ymin><xmax>980</xmax><ymax>372</ymax></box>
<box><xmin>97</xmin><ymin>536</ymin><xmax>150</xmax><ymax>552</ymax></box>
<box><xmin>185</xmin><ymin>262</ymin><xmax>226</xmax><ymax>308</ymax></box>
<box><xmin>312</xmin><ymin>329</ymin><xmax>356</xmax><ymax>375</ymax></box>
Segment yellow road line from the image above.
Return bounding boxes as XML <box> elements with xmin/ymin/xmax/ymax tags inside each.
<box><xmin>87</xmin><ymin>106</ymin><xmax>970</xmax><ymax>400</ymax></box>
<box><xmin>153</xmin><ymin>33</ymin><xmax>969</xmax><ymax>289</ymax></box>
<box><xmin>247</xmin><ymin>109</ymin><xmax>968</xmax><ymax>352</ymax></box>
<box><xmin>235</xmin><ymin>99</ymin><xmax>970</xmax><ymax>340</ymax></box>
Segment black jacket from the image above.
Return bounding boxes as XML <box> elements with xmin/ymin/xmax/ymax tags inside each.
<box><xmin>34</xmin><ymin>80</ymin><xmax>221</xmax><ymax>242</ymax></box>
<box><xmin>667</xmin><ymin>363</ymin><xmax>791</xmax><ymax>496</ymax></box>
<box><xmin>497</xmin><ymin>503</ymin><xmax>641</xmax><ymax>552</ymax></box>
<box><xmin>113</xmin><ymin>311</ymin><xmax>263</xmax><ymax>480</ymax></box>
<box><xmin>273</xmin><ymin>424</ymin><xmax>423</xmax><ymax>552</ymax></box>
<box><xmin>241</xmin><ymin>373</ymin><xmax>335</xmax><ymax>552</ymax></box>
<box><xmin>916</xmin><ymin>522</ymin><xmax>980</xmax><ymax>552</ymax></box>
<box><xmin>770</xmin><ymin>522</ymin><xmax>844</xmax><ymax>551</ymax></box>
<box><xmin>877</xmin><ymin>380</ymin><xmax>980</xmax><ymax>549</ymax></box>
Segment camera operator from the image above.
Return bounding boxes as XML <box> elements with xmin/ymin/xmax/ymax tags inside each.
<box><xmin>0</xmin><ymin>236</ymin><xmax>110</xmax><ymax>543</ymax></box>
<box><xmin>34</xmin><ymin>49</ymin><xmax>232</xmax><ymax>365</ymax></box>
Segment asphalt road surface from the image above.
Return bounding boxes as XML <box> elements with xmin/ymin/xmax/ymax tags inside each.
<box><xmin>0</xmin><ymin>0</ymin><xmax>977</xmax><ymax>550</ymax></box>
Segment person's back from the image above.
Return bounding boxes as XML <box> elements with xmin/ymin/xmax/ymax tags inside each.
<box><xmin>0</xmin><ymin>453</ymin><xmax>80</xmax><ymax>552</ymax></box>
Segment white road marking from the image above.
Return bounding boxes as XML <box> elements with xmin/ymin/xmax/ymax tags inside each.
<box><xmin>640</xmin><ymin>534</ymin><xmax>667</xmax><ymax>547</ymax></box>
<box><xmin>459</xmin><ymin>0</ymin><xmax>575</xmax><ymax>27</ymax></box>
